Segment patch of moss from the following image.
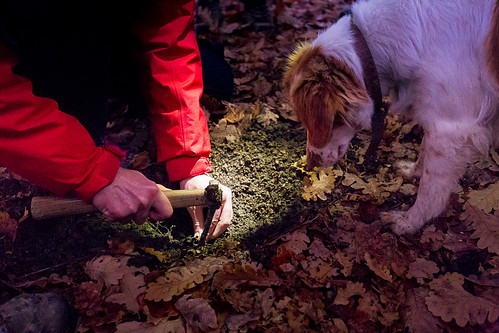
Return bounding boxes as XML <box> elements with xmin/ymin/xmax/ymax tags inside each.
<box><xmin>209</xmin><ymin>121</ymin><xmax>307</xmax><ymax>241</ymax></box>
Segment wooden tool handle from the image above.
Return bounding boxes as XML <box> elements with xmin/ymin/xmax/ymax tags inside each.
<box><xmin>30</xmin><ymin>189</ymin><xmax>206</xmax><ymax>220</ymax></box>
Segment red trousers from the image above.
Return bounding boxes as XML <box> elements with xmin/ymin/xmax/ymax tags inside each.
<box><xmin>0</xmin><ymin>0</ymin><xmax>211</xmax><ymax>201</ymax></box>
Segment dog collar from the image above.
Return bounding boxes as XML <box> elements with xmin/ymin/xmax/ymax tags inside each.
<box><xmin>350</xmin><ymin>17</ymin><xmax>387</xmax><ymax>171</ymax></box>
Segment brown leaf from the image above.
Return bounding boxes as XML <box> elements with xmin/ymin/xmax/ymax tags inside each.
<box><xmin>256</xmin><ymin>107</ymin><xmax>279</xmax><ymax>127</ymax></box>
<box><xmin>335</xmin><ymin>251</ymin><xmax>354</xmax><ymax>277</ymax></box>
<box><xmin>115</xmin><ymin>319</ymin><xmax>185</xmax><ymax>333</ymax></box>
<box><xmin>281</xmin><ymin>228</ymin><xmax>310</xmax><ymax>255</ymax></box>
<box><xmin>334</xmin><ymin>281</ymin><xmax>366</xmax><ymax>305</ymax></box>
<box><xmin>467</xmin><ymin>182</ymin><xmax>499</xmax><ymax>214</ymax></box>
<box><xmin>130</xmin><ymin>151</ymin><xmax>150</xmax><ymax>171</ymax></box>
<box><xmin>145</xmin><ymin>257</ymin><xmax>228</xmax><ymax>302</ymax></box>
<box><xmin>106</xmin><ymin>265</ymin><xmax>150</xmax><ymax>313</ymax></box>
<box><xmin>460</xmin><ymin>203</ymin><xmax>499</xmax><ymax>254</ymax></box>
<box><xmin>364</xmin><ymin>253</ymin><xmax>393</xmax><ymax>282</ymax></box>
<box><xmin>341</xmin><ymin>173</ymin><xmax>402</xmax><ymax>204</ymax></box>
<box><xmin>406</xmin><ymin>258</ymin><xmax>440</xmax><ymax>284</ymax></box>
<box><xmin>212</xmin><ymin>261</ymin><xmax>280</xmax><ymax>291</ymax></box>
<box><xmin>16</xmin><ymin>273</ymin><xmax>72</xmax><ymax>288</ymax></box>
<box><xmin>308</xmin><ymin>238</ymin><xmax>333</xmax><ymax>261</ymax></box>
<box><xmin>175</xmin><ymin>295</ymin><xmax>217</xmax><ymax>333</ymax></box>
<box><xmin>426</xmin><ymin>272</ymin><xmax>499</xmax><ymax>327</ymax></box>
<box><xmin>404</xmin><ymin>288</ymin><xmax>445</xmax><ymax>333</ymax></box>
<box><xmin>302</xmin><ymin>167</ymin><xmax>342</xmax><ymax>201</ymax></box>
<box><xmin>0</xmin><ymin>211</ymin><xmax>18</xmax><ymax>243</ymax></box>
<box><xmin>84</xmin><ymin>255</ymin><xmax>125</xmax><ymax>288</ymax></box>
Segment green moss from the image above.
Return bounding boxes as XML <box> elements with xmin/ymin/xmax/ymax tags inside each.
<box><xmin>209</xmin><ymin>121</ymin><xmax>307</xmax><ymax>241</ymax></box>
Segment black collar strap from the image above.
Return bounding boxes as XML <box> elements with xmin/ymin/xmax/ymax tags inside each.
<box><xmin>350</xmin><ymin>17</ymin><xmax>387</xmax><ymax>171</ymax></box>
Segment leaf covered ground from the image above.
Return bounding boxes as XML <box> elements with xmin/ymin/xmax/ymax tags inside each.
<box><xmin>1</xmin><ymin>0</ymin><xmax>499</xmax><ymax>332</ymax></box>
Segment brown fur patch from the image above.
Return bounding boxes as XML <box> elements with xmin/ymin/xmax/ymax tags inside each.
<box><xmin>283</xmin><ymin>44</ymin><xmax>369</xmax><ymax>148</ymax></box>
<box><xmin>486</xmin><ymin>3</ymin><xmax>499</xmax><ymax>86</ymax></box>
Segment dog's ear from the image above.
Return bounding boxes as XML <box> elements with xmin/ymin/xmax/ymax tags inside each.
<box><xmin>283</xmin><ymin>44</ymin><xmax>368</xmax><ymax>148</ymax></box>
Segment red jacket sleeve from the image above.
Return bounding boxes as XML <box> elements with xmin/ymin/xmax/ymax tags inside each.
<box><xmin>133</xmin><ymin>0</ymin><xmax>212</xmax><ymax>182</ymax></box>
<box><xmin>0</xmin><ymin>42</ymin><xmax>122</xmax><ymax>202</ymax></box>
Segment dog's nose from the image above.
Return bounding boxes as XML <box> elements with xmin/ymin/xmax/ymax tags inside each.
<box><xmin>306</xmin><ymin>151</ymin><xmax>322</xmax><ymax>171</ymax></box>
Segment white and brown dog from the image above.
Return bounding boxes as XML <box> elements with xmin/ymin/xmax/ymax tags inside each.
<box><xmin>284</xmin><ymin>0</ymin><xmax>499</xmax><ymax>235</ymax></box>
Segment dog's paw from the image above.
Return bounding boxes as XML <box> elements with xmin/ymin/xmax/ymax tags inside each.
<box><xmin>395</xmin><ymin>161</ymin><xmax>419</xmax><ymax>179</ymax></box>
<box><xmin>380</xmin><ymin>211</ymin><xmax>421</xmax><ymax>235</ymax></box>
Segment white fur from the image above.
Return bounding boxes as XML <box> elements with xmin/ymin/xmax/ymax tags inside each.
<box><xmin>311</xmin><ymin>0</ymin><xmax>499</xmax><ymax>234</ymax></box>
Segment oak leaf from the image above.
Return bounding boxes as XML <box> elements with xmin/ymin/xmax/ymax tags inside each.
<box><xmin>145</xmin><ymin>257</ymin><xmax>228</xmax><ymax>302</ymax></box>
<box><xmin>460</xmin><ymin>203</ymin><xmax>499</xmax><ymax>254</ymax></box>
<box><xmin>335</xmin><ymin>251</ymin><xmax>354</xmax><ymax>277</ymax></box>
<box><xmin>256</xmin><ymin>106</ymin><xmax>279</xmax><ymax>127</ymax></box>
<box><xmin>302</xmin><ymin>167</ymin><xmax>342</xmax><ymax>201</ymax></box>
<box><xmin>106</xmin><ymin>265</ymin><xmax>150</xmax><ymax>313</ymax></box>
<box><xmin>84</xmin><ymin>255</ymin><xmax>125</xmax><ymax>288</ymax></box>
<box><xmin>467</xmin><ymin>182</ymin><xmax>499</xmax><ymax>214</ymax></box>
<box><xmin>281</xmin><ymin>229</ymin><xmax>310</xmax><ymax>255</ymax></box>
<box><xmin>406</xmin><ymin>258</ymin><xmax>439</xmax><ymax>284</ymax></box>
<box><xmin>404</xmin><ymin>288</ymin><xmax>444</xmax><ymax>333</ymax></box>
<box><xmin>175</xmin><ymin>294</ymin><xmax>217</xmax><ymax>333</ymax></box>
<box><xmin>426</xmin><ymin>272</ymin><xmax>499</xmax><ymax>327</ymax></box>
<box><xmin>308</xmin><ymin>238</ymin><xmax>332</xmax><ymax>261</ymax></box>
<box><xmin>342</xmin><ymin>173</ymin><xmax>402</xmax><ymax>204</ymax></box>
<box><xmin>0</xmin><ymin>211</ymin><xmax>18</xmax><ymax>243</ymax></box>
<box><xmin>115</xmin><ymin>319</ymin><xmax>185</xmax><ymax>333</ymax></box>
<box><xmin>212</xmin><ymin>261</ymin><xmax>280</xmax><ymax>291</ymax></box>
<box><xmin>17</xmin><ymin>273</ymin><xmax>72</xmax><ymax>288</ymax></box>
<box><xmin>334</xmin><ymin>281</ymin><xmax>366</xmax><ymax>305</ymax></box>
<box><xmin>364</xmin><ymin>253</ymin><xmax>393</xmax><ymax>282</ymax></box>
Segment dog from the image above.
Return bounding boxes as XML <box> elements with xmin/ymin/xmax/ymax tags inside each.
<box><xmin>283</xmin><ymin>0</ymin><xmax>499</xmax><ymax>235</ymax></box>
<box><xmin>486</xmin><ymin>1</ymin><xmax>499</xmax><ymax>87</ymax></box>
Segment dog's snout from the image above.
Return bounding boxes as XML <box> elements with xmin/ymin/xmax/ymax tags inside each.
<box><xmin>306</xmin><ymin>151</ymin><xmax>322</xmax><ymax>171</ymax></box>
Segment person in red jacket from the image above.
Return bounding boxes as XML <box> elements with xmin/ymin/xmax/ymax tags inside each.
<box><xmin>0</xmin><ymin>0</ymin><xmax>232</xmax><ymax>239</ymax></box>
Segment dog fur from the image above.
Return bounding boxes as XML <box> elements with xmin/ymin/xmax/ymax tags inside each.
<box><xmin>283</xmin><ymin>0</ymin><xmax>499</xmax><ymax>235</ymax></box>
<box><xmin>486</xmin><ymin>1</ymin><xmax>499</xmax><ymax>86</ymax></box>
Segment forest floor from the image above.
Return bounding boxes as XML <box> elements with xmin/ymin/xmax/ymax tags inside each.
<box><xmin>1</xmin><ymin>0</ymin><xmax>499</xmax><ymax>332</ymax></box>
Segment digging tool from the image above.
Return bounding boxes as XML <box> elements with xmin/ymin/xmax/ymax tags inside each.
<box><xmin>30</xmin><ymin>181</ymin><xmax>223</xmax><ymax>241</ymax></box>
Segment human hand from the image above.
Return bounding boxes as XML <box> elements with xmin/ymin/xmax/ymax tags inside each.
<box><xmin>92</xmin><ymin>167</ymin><xmax>173</xmax><ymax>224</ymax></box>
<box><xmin>179</xmin><ymin>174</ymin><xmax>232</xmax><ymax>239</ymax></box>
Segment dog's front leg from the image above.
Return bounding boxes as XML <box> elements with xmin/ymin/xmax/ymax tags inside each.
<box><xmin>383</xmin><ymin>132</ymin><xmax>470</xmax><ymax>235</ymax></box>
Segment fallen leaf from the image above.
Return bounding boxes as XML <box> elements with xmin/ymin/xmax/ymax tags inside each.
<box><xmin>467</xmin><ymin>182</ymin><xmax>499</xmax><ymax>214</ymax></box>
<box><xmin>302</xmin><ymin>167</ymin><xmax>342</xmax><ymax>201</ymax></box>
<box><xmin>426</xmin><ymin>272</ymin><xmax>499</xmax><ymax>327</ymax></box>
<box><xmin>334</xmin><ymin>281</ymin><xmax>366</xmax><ymax>305</ymax></box>
<box><xmin>281</xmin><ymin>229</ymin><xmax>310</xmax><ymax>255</ymax></box>
<box><xmin>145</xmin><ymin>257</ymin><xmax>228</xmax><ymax>302</ymax></box>
<box><xmin>130</xmin><ymin>151</ymin><xmax>150</xmax><ymax>171</ymax></box>
<box><xmin>17</xmin><ymin>273</ymin><xmax>72</xmax><ymax>288</ymax></box>
<box><xmin>106</xmin><ymin>265</ymin><xmax>150</xmax><ymax>313</ymax></box>
<box><xmin>115</xmin><ymin>319</ymin><xmax>185</xmax><ymax>333</ymax></box>
<box><xmin>175</xmin><ymin>295</ymin><xmax>217</xmax><ymax>333</ymax></box>
<box><xmin>84</xmin><ymin>255</ymin><xmax>125</xmax><ymax>288</ymax></box>
<box><xmin>364</xmin><ymin>253</ymin><xmax>393</xmax><ymax>282</ymax></box>
<box><xmin>406</xmin><ymin>258</ymin><xmax>440</xmax><ymax>284</ymax></box>
<box><xmin>460</xmin><ymin>203</ymin><xmax>499</xmax><ymax>254</ymax></box>
<box><xmin>404</xmin><ymin>288</ymin><xmax>445</xmax><ymax>333</ymax></box>
<box><xmin>0</xmin><ymin>211</ymin><xmax>18</xmax><ymax>243</ymax></box>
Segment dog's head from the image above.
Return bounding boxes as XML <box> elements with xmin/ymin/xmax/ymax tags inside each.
<box><xmin>283</xmin><ymin>42</ymin><xmax>372</xmax><ymax>169</ymax></box>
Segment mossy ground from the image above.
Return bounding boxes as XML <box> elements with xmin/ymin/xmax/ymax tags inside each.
<box><xmin>0</xmin><ymin>117</ymin><xmax>312</xmax><ymax>303</ymax></box>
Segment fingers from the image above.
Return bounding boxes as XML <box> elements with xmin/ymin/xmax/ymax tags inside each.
<box><xmin>208</xmin><ymin>185</ymin><xmax>233</xmax><ymax>239</ymax></box>
<box><xmin>92</xmin><ymin>168</ymin><xmax>173</xmax><ymax>225</ymax></box>
<box><xmin>149</xmin><ymin>192</ymin><xmax>173</xmax><ymax>221</ymax></box>
<box><xmin>187</xmin><ymin>206</ymin><xmax>205</xmax><ymax>238</ymax></box>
